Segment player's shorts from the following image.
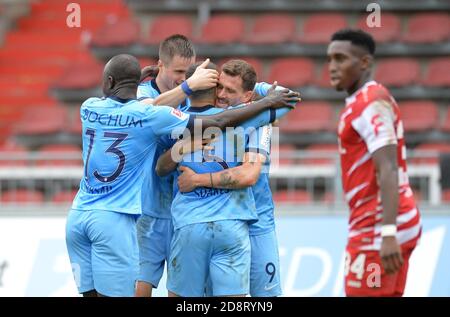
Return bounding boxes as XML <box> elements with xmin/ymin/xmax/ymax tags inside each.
<box><xmin>136</xmin><ymin>214</ymin><xmax>173</xmax><ymax>288</ymax></box>
<box><xmin>250</xmin><ymin>230</ymin><xmax>282</xmax><ymax>297</ymax></box>
<box><xmin>344</xmin><ymin>241</ymin><xmax>417</xmax><ymax>297</ymax></box>
<box><xmin>65</xmin><ymin>209</ymin><xmax>139</xmax><ymax>297</ymax></box>
<box><xmin>167</xmin><ymin>220</ymin><xmax>251</xmax><ymax>297</ymax></box>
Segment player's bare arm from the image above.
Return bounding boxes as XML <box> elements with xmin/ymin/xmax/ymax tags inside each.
<box><xmin>177</xmin><ymin>152</ymin><xmax>265</xmax><ymax>192</ymax></box>
<box><xmin>140</xmin><ymin>59</ymin><xmax>219</xmax><ymax>107</ymax></box>
<box><xmin>373</xmin><ymin>144</ymin><xmax>404</xmax><ymax>275</ymax></box>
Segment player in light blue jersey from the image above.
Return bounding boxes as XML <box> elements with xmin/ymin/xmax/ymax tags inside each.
<box><xmin>177</xmin><ymin>60</ymin><xmax>285</xmax><ymax>296</ymax></box>
<box><xmin>65</xmin><ymin>54</ymin><xmax>300</xmax><ymax>297</ymax></box>
<box><xmin>156</xmin><ymin>61</ymin><xmax>298</xmax><ymax>297</ymax></box>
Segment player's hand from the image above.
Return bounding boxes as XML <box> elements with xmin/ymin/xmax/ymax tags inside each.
<box><xmin>186</xmin><ymin>58</ymin><xmax>219</xmax><ymax>91</ymax></box>
<box><xmin>178</xmin><ymin>166</ymin><xmax>198</xmax><ymax>192</ymax></box>
<box><xmin>266</xmin><ymin>81</ymin><xmax>301</xmax><ymax>109</ymax></box>
<box><xmin>171</xmin><ymin>137</ymin><xmax>213</xmax><ymax>162</ymax></box>
<box><xmin>380</xmin><ymin>236</ymin><xmax>404</xmax><ymax>275</ymax></box>
<box><xmin>140</xmin><ymin>65</ymin><xmax>159</xmax><ymax>82</ymax></box>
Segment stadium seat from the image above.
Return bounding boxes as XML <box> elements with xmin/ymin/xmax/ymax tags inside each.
<box><xmin>316</xmin><ymin>63</ymin><xmax>331</xmax><ymax>88</ymax></box>
<box><xmin>53</xmin><ymin>58</ymin><xmax>103</xmax><ymax>89</ymax></box>
<box><xmin>196</xmin><ymin>15</ymin><xmax>245</xmax><ymax>44</ymax></box>
<box><xmin>14</xmin><ymin>106</ymin><xmax>67</xmax><ymax>135</ymax></box>
<box><xmin>423</xmin><ymin>58</ymin><xmax>450</xmax><ymax>87</ymax></box>
<box><xmin>298</xmin><ymin>14</ymin><xmax>348</xmax><ymax>44</ymax></box>
<box><xmin>0</xmin><ymin>142</ymin><xmax>28</xmax><ymax>167</ymax></box>
<box><xmin>267</xmin><ymin>58</ymin><xmax>315</xmax><ymax>87</ymax></box>
<box><xmin>356</xmin><ymin>13</ymin><xmax>401</xmax><ymax>43</ymax></box>
<box><xmin>302</xmin><ymin>143</ymin><xmax>339</xmax><ymax>165</ymax></box>
<box><xmin>51</xmin><ymin>190</ymin><xmax>78</xmax><ymax>203</ymax></box>
<box><xmin>37</xmin><ymin>144</ymin><xmax>82</xmax><ymax>167</ymax></box>
<box><xmin>245</xmin><ymin>14</ymin><xmax>296</xmax><ymax>44</ymax></box>
<box><xmin>374</xmin><ymin>58</ymin><xmax>420</xmax><ymax>87</ymax></box>
<box><xmin>273</xmin><ymin>190</ymin><xmax>312</xmax><ymax>203</ymax></box>
<box><xmin>272</xmin><ymin>144</ymin><xmax>297</xmax><ymax>166</ymax></box>
<box><xmin>411</xmin><ymin>143</ymin><xmax>450</xmax><ymax>164</ymax></box>
<box><xmin>143</xmin><ymin>15</ymin><xmax>193</xmax><ymax>44</ymax></box>
<box><xmin>217</xmin><ymin>57</ymin><xmax>264</xmax><ymax>81</ymax></box>
<box><xmin>442</xmin><ymin>189</ymin><xmax>450</xmax><ymax>202</ymax></box>
<box><xmin>403</xmin><ymin>13</ymin><xmax>450</xmax><ymax>43</ymax></box>
<box><xmin>440</xmin><ymin>107</ymin><xmax>450</xmax><ymax>133</ymax></box>
<box><xmin>91</xmin><ymin>19</ymin><xmax>140</xmax><ymax>47</ymax></box>
<box><xmin>399</xmin><ymin>101</ymin><xmax>439</xmax><ymax>132</ymax></box>
<box><xmin>0</xmin><ymin>189</ymin><xmax>44</xmax><ymax>204</ymax></box>
<box><xmin>278</xmin><ymin>102</ymin><xmax>334</xmax><ymax>133</ymax></box>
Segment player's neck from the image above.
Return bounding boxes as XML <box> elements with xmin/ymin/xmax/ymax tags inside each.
<box><xmin>109</xmin><ymin>87</ymin><xmax>136</xmax><ymax>101</ymax></box>
<box><xmin>347</xmin><ymin>73</ymin><xmax>372</xmax><ymax>96</ymax></box>
<box><xmin>189</xmin><ymin>99</ymin><xmax>215</xmax><ymax>107</ymax></box>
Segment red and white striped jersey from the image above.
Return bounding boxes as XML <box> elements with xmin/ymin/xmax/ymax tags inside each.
<box><xmin>337</xmin><ymin>81</ymin><xmax>421</xmax><ymax>251</ymax></box>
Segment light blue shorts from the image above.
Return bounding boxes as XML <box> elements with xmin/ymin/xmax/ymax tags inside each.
<box><xmin>250</xmin><ymin>230</ymin><xmax>282</xmax><ymax>297</ymax></box>
<box><xmin>65</xmin><ymin>209</ymin><xmax>139</xmax><ymax>297</ymax></box>
<box><xmin>167</xmin><ymin>220</ymin><xmax>251</xmax><ymax>297</ymax></box>
<box><xmin>136</xmin><ymin>214</ymin><xmax>173</xmax><ymax>288</ymax></box>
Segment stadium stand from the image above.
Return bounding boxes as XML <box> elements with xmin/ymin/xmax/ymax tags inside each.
<box><xmin>0</xmin><ymin>0</ymin><xmax>449</xmax><ymax>207</ymax></box>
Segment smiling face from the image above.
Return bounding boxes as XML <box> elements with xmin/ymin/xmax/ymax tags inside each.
<box><xmin>327</xmin><ymin>40</ymin><xmax>368</xmax><ymax>93</ymax></box>
<box><xmin>216</xmin><ymin>72</ymin><xmax>253</xmax><ymax>108</ymax></box>
<box><xmin>158</xmin><ymin>54</ymin><xmax>196</xmax><ymax>91</ymax></box>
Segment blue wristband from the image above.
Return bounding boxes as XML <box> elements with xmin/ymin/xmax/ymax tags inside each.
<box><xmin>181</xmin><ymin>81</ymin><xmax>193</xmax><ymax>96</ymax></box>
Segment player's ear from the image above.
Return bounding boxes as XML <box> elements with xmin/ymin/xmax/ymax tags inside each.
<box><xmin>243</xmin><ymin>90</ymin><xmax>254</xmax><ymax>103</ymax></box>
<box><xmin>360</xmin><ymin>54</ymin><xmax>373</xmax><ymax>71</ymax></box>
<box><xmin>107</xmin><ymin>75</ymin><xmax>115</xmax><ymax>89</ymax></box>
<box><xmin>157</xmin><ymin>59</ymin><xmax>163</xmax><ymax>70</ymax></box>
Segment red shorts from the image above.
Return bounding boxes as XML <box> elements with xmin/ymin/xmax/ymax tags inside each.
<box><xmin>344</xmin><ymin>244</ymin><xmax>415</xmax><ymax>297</ymax></box>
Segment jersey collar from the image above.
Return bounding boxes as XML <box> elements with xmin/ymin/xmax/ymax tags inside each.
<box><xmin>186</xmin><ymin>104</ymin><xmax>216</xmax><ymax>113</ymax></box>
<box><xmin>345</xmin><ymin>80</ymin><xmax>377</xmax><ymax>106</ymax></box>
<box><xmin>151</xmin><ymin>79</ymin><xmax>161</xmax><ymax>94</ymax></box>
<box><xmin>108</xmin><ymin>95</ymin><xmax>136</xmax><ymax>103</ymax></box>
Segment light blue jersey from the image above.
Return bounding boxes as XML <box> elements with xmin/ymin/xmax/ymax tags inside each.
<box><xmin>71</xmin><ymin>96</ymin><xmax>192</xmax><ymax>215</ymax></box>
<box><xmin>137</xmin><ymin>79</ymin><xmax>190</xmax><ymax>218</ymax></box>
<box><xmin>171</xmin><ymin>104</ymin><xmax>291</xmax><ymax>230</ymax></box>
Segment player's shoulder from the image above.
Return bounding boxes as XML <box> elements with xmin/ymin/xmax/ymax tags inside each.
<box><xmin>81</xmin><ymin>97</ymin><xmax>104</xmax><ymax>108</ymax></box>
<box><xmin>349</xmin><ymin>81</ymin><xmax>392</xmax><ymax>113</ymax></box>
<box><xmin>137</xmin><ymin>80</ymin><xmax>159</xmax><ymax>98</ymax></box>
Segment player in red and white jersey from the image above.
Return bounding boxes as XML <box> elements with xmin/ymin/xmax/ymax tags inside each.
<box><xmin>327</xmin><ymin>29</ymin><xmax>422</xmax><ymax>296</ymax></box>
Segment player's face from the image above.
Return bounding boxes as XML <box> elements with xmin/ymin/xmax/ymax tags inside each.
<box><xmin>327</xmin><ymin>41</ymin><xmax>363</xmax><ymax>92</ymax></box>
<box><xmin>160</xmin><ymin>55</ymin><xmax>195</xmax><ymax>90</ymax></box>
<box><xmin>216</xmin><ymin>72</ymin><xmax>253</xmax><ymax>108</ymax></box>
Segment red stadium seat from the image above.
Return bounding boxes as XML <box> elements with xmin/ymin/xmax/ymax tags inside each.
<box><xmin>440</xmin><ymin>107</ymin><xmax>450</xmax><ymax>133</ymax></box>
<box><xmin>411</xmin><ymin>143</ymin><xmax>450</xmax><ymax>164</ymax></box>
<box><xmin>375</xmin><ymin>58</ymin><xmax>420</xmax><ymax>87</ymax></box>
<box><xmin>217</xmin><ymin>57</ymin><xmax>264</xmax><ymax>81</ymax></box>
<box><xmin>91</xmin><ymin>19</ymin><xmax>140</xmax><ymax>47</ymax></box>
<box><xmin>278</xmin><ymin>102</ymin><xmax>334</xmax><ymax>133</ymax></box>
<box><xmin>356</xmin><ymin>13</ymin><xmax>401</xmax><ymax>43</ymax></box>
<box><xmin>0</xmin><ymin>142</ymin><xmax>28</xmax><ymax>167</ymax></box>
<box><xmin>316</xmin><ymin>63</ymin><xmax>331</xmax><ymax>88</ymax></box>
<box><xmin>399</xmin><ymin>101</ymin><xmax>439</xmax><ymax>132</ymax></box>
<box><xmin>267</xmin><ymin>58</ymin><xmax>315</xmax><ymax>87</ymax></box>
<box><xmin>144</xmin><ymin>15</ymin><xmax>193</xmax><ymax>45</ymax></box>
<box><xmin>272</xmin><ymin>144</ymin><xmax>297</xmax><ymax>166</ymax></box>
<box><xmin>0</xmin><ymin>189</ymin><xmax>44</xmax><ymax>204</ymax></box>
<box><xmin>197</xmin><ymin>15</ymin><xmax>245</xmax><ymax>44</ymax></box>
<box><xmin>302</xmin><ymin>143</ymin><xmax>339</xmax><ymax>165</ymax></box>
<box><xmin>442</xmin><ymin>189</ymin><xmax>450</xmax><ymax>202</ymax></box>
<box><xmin>15</xmin><ymin>106</ymin><xmax>67</xmax><ymax>135</ymax></box>
<box><xmin>403</xmin><ymin>13</ymin><xmax>450</xmax><ymax>43</ymax></box>
<box><xmin>53</xmin><ymin>58</ymin><xmax>103</xmax><ymax>89</ymax></box>
<box><xmin>245</xmin><ymin>14</ymin><xmax>296</xmax><ymax>44</ymax></box>
<box><xmin>273</xmin><ymin>190</ymin><xmax>312</xmax><ymax>203</ymax></box>
<box><xmin>298</xmin><ymin>14</ymin><xmax>348</xmax><ymax>44</ymax></box>
<box><xmin>423</xmin><ymin>58</ymin><xmax>450</xmax><ymax>87</ymax></box>
<box><xmin>51</xmin><ymin>190</ymin><xmax>78</xmax><ymax>203</ymax></box>
<box><xmin>37</xmin><ymin>144</ymin><xmax>82</xmax><ymax>167</ymax></box>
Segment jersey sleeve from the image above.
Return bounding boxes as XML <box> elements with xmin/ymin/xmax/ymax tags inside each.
<box><xmin>246</xmin><ymin>125</ymin><xmax>272</xmax><ymax>159</ymax></box>
<box><xmin>146</xmin><ymin>105</ymin><xmax>194</xmax><ymax>137</ymax></box>
<box><xmin>137</xmin><ymin>82</ymin><xmax>159</xmax><ymax>99</ymax></box>
<box><xmin>351</xmin><ymin>99</ymin><xmax>398</xmax><ymax>154</ymax></box>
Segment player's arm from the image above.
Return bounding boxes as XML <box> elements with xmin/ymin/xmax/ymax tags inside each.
<box><xmin>373</xmin><ymin>145</ymin><xmax>403</xmax><ymax>274</ymax></box>
<box><xmin>194</xmin><ymin>84</ymin><xmax>299</xmax><ymax>132</ymax></box>
<box><xmin>177</xmin><ymin>152</ymin><xmax>265</xmax><ymax>192</ymax></box>
<box><xmin>140</xmin><ymin>59</ymin><xmax>219</xmax><ymax>108</ymax></box>
<box><xmin>155</xmin><ymin>137</ymin><xmax>212</xmax><ymax>177</ymax></box>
